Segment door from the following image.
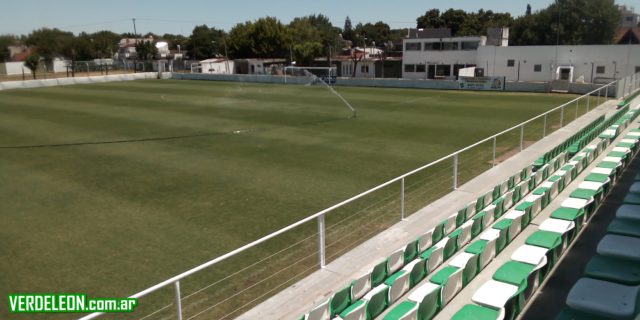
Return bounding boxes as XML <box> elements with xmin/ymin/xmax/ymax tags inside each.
<box><xmin>559</xmin><ymin>68</ymin><xmax>571</xmax><ymax>80</ymax></box>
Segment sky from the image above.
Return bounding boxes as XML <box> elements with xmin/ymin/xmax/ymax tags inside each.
<box><xmin>1</xmin><ymin>0</ymin><xmax>638</xmax><ymax>36</ymax></box>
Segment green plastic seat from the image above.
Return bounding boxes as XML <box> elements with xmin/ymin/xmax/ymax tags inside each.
<box><xmin>471</xmin><ymin>212</ymin><xmax>485</xmax><ymax>238</ymax></box>
<box><xmin>493</xmin><ymin>261</ymin><xmax>537</xmax><ymax>302</ymax></box>
<box><xmin>607</xmin><ymin>218</ymin><xmax>640</xmax><ymax>238</ymax></box>
<box><xmin>432</xmin><ymin>222</ymin><xmax>445</xmax><ymax>243</ymax></box>
<box><xmin>420</xmin><ymin>246</ymin><xmax>443</xmax><ymax>274</ymax></box>
<box><xmin>382</xmin><ymin>301</ymin><xmax>417</xmax><ymax>320</ymax></box>
<box><xmin>585</xmin><ymin>255</ymin><xmax>640</xmax><ymax>285</ymax></box>
<box><xmin>451</xmin><ymin>304</ymin><xmax>502</xmax><ymax>320</ymax></box>
<box><xmin>569</xmin><ymin>188</ymin><xmax>602</xmax><ymax>203</ymax></box>
<box><xmin>493</xmin><ymin>219</ymin><xmax>515</xmax><ymax>247</ymax></box>
<box><xmin>430</xmin><ymin>266</ymin><xmax>463</xmax><ymax>306</ymax></box>
<box><xmin>526</xmin><ymin>230</ymin><xmax>563</xmax><ymax>267</ymax></box>
<box><xmin>404</xmin><ymin>240</ymin><xmax>419</xmax><ymax>264</ymax></box>
<box><xmin>551</xmin><ymin>207</ymin><xmax>585</xmax><ymax>231</ymax></box>
<box><xmin>330</xmin><ymin>285</ymin><xmax>352</xmax><ymax>317</ymax></box>
<box><xmin>371</xmin><ymin>260</ymin><xmax>388</xmax><ymax>287</ymax></box>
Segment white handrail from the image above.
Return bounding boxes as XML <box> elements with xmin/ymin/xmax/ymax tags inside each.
<box><xmin>79</xmin><ymin>79</ymin><xmax>624</xmax><ymax>320</ymax></box>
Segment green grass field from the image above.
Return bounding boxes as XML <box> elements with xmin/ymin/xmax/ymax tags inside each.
<box><xmin>0</xmin><ymin>79</ymin><xmax>584</xmax><ymax>319</ymax></box>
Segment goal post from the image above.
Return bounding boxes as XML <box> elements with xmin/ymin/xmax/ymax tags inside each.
<box><xmin>283</xmin><ymin>66</ymin><xmax>356</xmax><ymax>118</ymax></box>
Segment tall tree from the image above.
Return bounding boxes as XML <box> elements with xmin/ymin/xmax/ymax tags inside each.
<box><xmin>354</xmin><ymin>21</ymin><xmax>391</xmax><ymax>46</ymax></box>
<box><xmin>416</xmin><ymin>9</ymin><xmax>444</xmax><ymax>29</ymax></box>
<box><xmin>26</xmin><ymin>28</ymin><xmax>74</xmax><ymax>61</ymax></box>
<box><xmin>90</xmin><ymin>30</ymin><xmax>120</xmax><ymax>58</ymax></box>
<box><xmin>526</xmin><ymin>4</ymin><xmax>532</xmax><ymax>15</ymax></box>
<box><xmin>510</xmin><ymin>0</ymin><xmax>620</xmax><ymax>45</ymax></box>
<box><xmin>135</xmin><ymin>41</ymin><xmax>157</xmax><ymax>60</ymax></box>
<box><xmin>24</xmin><ymin>53</ymin><xmax>40</xmax><ymax>79</ymax></box>
<box><xmin>342</xmin><ymin>16</ymin><xmax>355</xmax><ymax>41</ymax></box>
<box><xmin>227</xmin><ymin>17</ymin><xmax>289</xmax><ymax>59</ymax></box>
<box><xmin>186</xmin><ymin>25</ymin><xmax>226</xmax><ymax>60</ymax></box>
<box><xmin>0</xmin><ymin>35</ymin><xmax>16</xmax><ymax>62</ymax></box>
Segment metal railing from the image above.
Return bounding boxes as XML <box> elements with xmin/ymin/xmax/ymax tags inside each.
<box><xmin>80</xmin><ymin>75</ymin><xmax>640</xmax><ymax>320</ymax></box>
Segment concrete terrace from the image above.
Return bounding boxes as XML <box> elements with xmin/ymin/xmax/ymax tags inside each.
<box><xmin>238</xmin><ymin>98</ymin><xmax>622</xmax><ymax>320</ymax></box>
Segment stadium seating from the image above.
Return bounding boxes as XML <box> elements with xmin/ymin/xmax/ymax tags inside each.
<box><xmin>300</xmin><ymin>102</ymin><xmax>640</xmax><ymax>320</ymax></box>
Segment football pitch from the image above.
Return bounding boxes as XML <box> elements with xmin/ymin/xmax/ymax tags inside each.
<box><xmin>0</xmin><ymin>79</ymin><xmax>581</xmax><ymax>319</ymax></box>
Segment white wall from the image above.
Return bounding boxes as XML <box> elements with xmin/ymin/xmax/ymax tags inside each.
<box><xmin>201</xmin><ymin>61</ymin><xmax>234</xmax><ymax>74</ymax></box>
<box><xmin>478</xmin><ymin>45</ymin><xmax>640</xmax><ymax>83</ymax></box>
<box><xmin>341</xmin><ymin>60</ymin><xmax>376</xmax><ymax>78</ymax></box>
<box><xmin>402</xmin><ymin>42</ymin><xmax>640</xmax><ymax>83</ymax></box>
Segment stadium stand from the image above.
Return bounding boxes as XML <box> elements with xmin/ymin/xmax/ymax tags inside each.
<box><xmin>297</xmin><ymin>100</ymin><xmax>640</xmax><ymax>320</ymax></box>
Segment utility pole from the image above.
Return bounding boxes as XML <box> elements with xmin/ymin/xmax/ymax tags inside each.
<box><xmin>132</xmin><ymin>18</ymin><xmax>137</xmax><ymax>38</ymax></box>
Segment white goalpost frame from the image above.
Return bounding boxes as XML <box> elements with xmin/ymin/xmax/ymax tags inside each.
<box><xmin>283</xmin><ymin>66</ymin><xmax>357</xmax><ymax>118</ymax></box>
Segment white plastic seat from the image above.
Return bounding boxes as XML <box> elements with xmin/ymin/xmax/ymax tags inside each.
<box><xmin>561</xmin><ymin>197</ymin><xmax>590</xmax><ymax>210</ymax></box>
<box><xmin>540</xmin><ymin>180</ymin><xmax>559</xmax><ymax>199</ymax></box>
<box><xmin>458</xmin><ymin>220</ymin><xmax>473</xmax><ymax>247</ymax></box>
<box><xmin>388</xmin><ymin>248</ymin><xmax>405</xmax><ymax>274</ymax></box>
<box><xmin>418</xmin><ymin>229</ymin><xmax>434</xmax><ymax>252</ymax></box>
<box><xmin>578</xmin><ymin>181</ymin><xmax>605</xmax><ymax>191</ymax></box>
<box><xmin>304</xmin><ymin>298</ymin><xmax>330</xmax><ymax>320</ymax></box>
<box><xmin>435</xmin><ymin>267</ymin><xmax>463</xmax><ymax>306</ymax></box>
<box><xmin>502</xmin><ymin>211</ymin><xmax>525</xmax><ymax>241</ymax></box>
<box><xmin>591</xmin><ymin>167</ymin><xmax>615</xmax><ymax>176</ymax></box>
<box><xmin>386</xmin><ymin>270</ymin><xmax>410</xmax><ymax>304</ymax></box>
<box><xmin>444</xmin><ymin>213</ymin><xmax>457</xmax><ymax>235</ymax></box>
<box><xmin>351</xmin><ymin>271</ymin><xmax>372</xmax><ymax>300</ymax></box>
<box><xmin>472</xmin><ymin>279</ymin><xmax>519</xmax><ymax>309</ymax></box>
<box><xmin>539</xmin><ymin>218</ymin><xmax>575</xmax><ymax>250</ymax></box>
<box><xmin>523</xmin><ymin>194</ymin><xmax>544</xmax><ymax>217</ymax></box>
<box><xmin>612</xmin><ymin>146</ymin><xmax>632</xmax><ymax>153</ymax></box>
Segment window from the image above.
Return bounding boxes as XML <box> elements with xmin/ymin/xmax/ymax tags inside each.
<box><xmin>442</xmin><ymin>42</ymin><xmax>458</xmax><ymax>50</ymax></box>
<box><xmin>432</xmin><ymin>42</ymin><xmax>443</xmax><ymax>50</ymax></box>
<box><xmin>404</xmin><ymin>64</ymin><xmax>416</xmax><ymax>72</ymax></box>
<box><xmin>507</xmin><ymin>59</ymin><xmax>515</xmax><ymax>67</ymax></box>
<box><xmin>436</xmin><ymin>65</ymin><xmax>451</xmax><ymax>77</ymax></box>
<box><xmin>416</xmin><ymin>64</ymin><xmax>426</xmax><ymax>72</ymax></box>
<box><xmin>636</xmin><ymin>66</ymin><xmax>640</xmax><ymax>73</ymax></box>
<box><xmin>534</xmin><ymin>64</ymin><xmax>542</xmax><ymax>72</ymax></box>
<box><xmin>461</xmin><ymin>41</ymin><xmax>479</xmax><ymax>50</ymax></box>
<box><xmin>361</xmin><ymin>65</ymin><xmax>369</xmax><ymax>73</ymax></box>
<box><xmin>405</xmin><ymin>42</ymin><xmax>421</xmax><ymax>51</ymax></box>
<box><xmin>424</xmin><ymin>42</ymin><xmax>436</xmax><ymax>51</ymax></box>
<box><xmin>596</xmin><ymin>66</ymin><xmax>605</xmax><ymax>74</ymax></box>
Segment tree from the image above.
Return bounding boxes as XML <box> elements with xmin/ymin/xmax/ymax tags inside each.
<box><xmin>26</xmin><ymin>28</ymin><xmax>74</xmax><ymax>62</ymax></box>
<box><xmin>135</xmin><ymin>41</ymin><xmax>157</xmax><ymax>60</ymax></box>
<box><xmin>90</xmin><ymin>30</ymin><xmax>120</xmax><ymax>58</ymax></box>
<box><xmin>24</xmin><ymin>53</ymin><xmax>40</xmax><ymax>79</ymax></box>
<box><xmin>162</xmin><ymin>33</ymin><xmax>188</xmax><ymax>51</ymax></box>
<box><xmin>510</xmin><ymin>0</ymin><xmax>620</xmax><ymax>45</ymax></box>
<box><xmin>354</xmin><ymin>21</ymin><xmax>391</xmax><ymax>46</ymax></box>
<box><xmin>342</xmin><ymin>16</ymin><xmax>355</xmax><ymax>41</ymax></box>
<box><xmin>416</xmin><ymin>9</ymin><xmax>444</xmax><ymax>29</ymax></box>
<box><xmin>526</xmin><ymin>4</ymin><xmax>532</xmax><ymax>15</ymax></box>
<box><xmin>185</xmin><ymin>25</ymin><xmax>226</xmax><ymax>60</ymax></box>
<box><xmin>292</xmin><ymin>41</ymin><xmax>323</xmax><ymax>65</ymax></box>
<box><xmin>227</xmin><ymin>17</ymin><xmax>289</xmax><ymax>59</ymax></box>
<box><xmin>0</xmin><ymin>35</ymin><xmax>16</xmax><ymax>62</ymax></box>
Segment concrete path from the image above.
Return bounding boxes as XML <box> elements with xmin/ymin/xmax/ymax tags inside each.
<box><xmin>238</xmin><ymin>98</ymin><xmax>619</xmax><ymax>320</ymax></box>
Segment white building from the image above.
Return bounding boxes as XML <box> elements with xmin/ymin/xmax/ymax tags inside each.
<box><xmin>197</xmin><ymin>58</ymin><xmax>233</xmax><ymax>74</ymax></box>
<box><xmin>402</xmin><ymin>29</ymin><xmax>640</xmax><ymax>83</ymax></box>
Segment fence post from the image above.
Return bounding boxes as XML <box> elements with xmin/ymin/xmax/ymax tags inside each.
<box><xmin>560</xmin><ymin>106</ymin><xmax>564</xmax><ymax>127</ymax></box>
<box><xmin>492</xmin><ymin>136</ymin><xmax>497</xmax><ymax>167</ymax></box>
<box><xmin>174</xmin><ymin>281</ymin><xmax>183</xmax><ymax>320</ymax></box>
<box><xmin>543</xmin><ymin>113</ymin><xmax>547</xmax><ymax>137</ymax></box>
<box><xmin>605</xmin><ymin>86</ymin><xmax>609</xmax><ymax>102</ymax></box>
<box><xmin>519</xmin><ymin>124</ymin><xmax>524</xmax><ymax>151</ymax></box>
<box><xmin>597</xmin><ymin>88</ymin><xmax>601</xmax><ymax>106</ymax></box>
<box><xmin>587</xmin><ymin>92</ymin><xmax>590</xmax><ymax>112</ymax></box>
<box><xmin>317</xmin><ymin>214</ymin><xmax>326</xmax><ymax>268</ymax></box>
<box><xmin>400</xmin><ymin>178</ymin><xmax>405</xmax><ymax>220</ymax></box>
<box><xmin>575</xmin><ymin>99</ymin><xmax>579</xmax><ymax>119</ymax></box>
<box><xmin>453</xmin><ymin>154</ymin><xmax>458</xmax><ymax>190</ymax></box>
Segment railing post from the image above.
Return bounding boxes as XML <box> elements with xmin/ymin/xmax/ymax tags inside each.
<box><xmin>560</xmin><ymin>106</ymin><xmax>564</xmax><ymax>127</ymax></box>
<box><xmin>587</xmin><ymin>92</ymin><xmax>590</xmax><ymax>112</ymax></box>
<box><xmin>174</xmin><ymin>281</ymin><xmax>183</xmax><ymax>320</ymax></box>
<box><xmin>575</xmin><ymin>99</ymin><xmax>579</xmax><ymax>119</ymax></box>
<box><xmin>543</xmin><ymin>113</ymin><xmax>547</xmax><ymax>137</ymax></box>
<box><xmin>597</xmin><ymin>88</ymin><xmax>601</xmax><ymax>106</ymax></box>
<box><xmin>605</xmin><ymin>86</ymin><xmax>609</xmax><ymax>102</ymax></box>
<box><xmin>400</xmin><ymin>178</ymin><xmax>405</xmax><ymax>220</ymax></box>
<box><xmin>519</xmin><ymin>124</ymin><xmax>524</xmax><ymax>151</ymax></box>
<box><xmin>452</xmin><ymin>154</ymin><xmax>458</xmax><ymax>190</ymax></box>
<box><xmin>317</xmin><ymin>214</ymin><xmax>326</xmax><ymax>268</ymax></box>
<box><xmin>492</xmin><ymin>136</ymin><xmax>497</xmax><ymax>167</ymax></box>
